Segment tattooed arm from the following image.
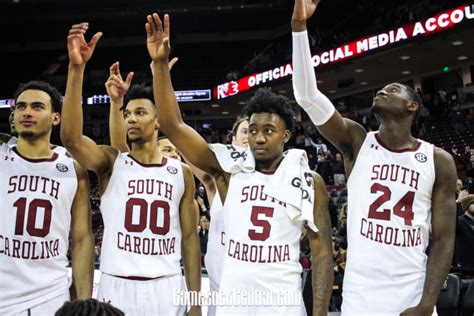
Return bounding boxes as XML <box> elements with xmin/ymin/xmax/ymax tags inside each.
<box><xmin>308</xmin><ymin>172</ymin><xmax>333</xmax><ymax>316</ymax></box>
<box><xmin>401</xmin><ymin>148</ymin><xmax>457</xmax><ymax>316</ymax></box>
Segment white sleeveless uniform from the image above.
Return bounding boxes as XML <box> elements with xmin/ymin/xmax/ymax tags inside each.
<box><xmin>97</xmin><ymin>153</ymin><xmax>186</xmax><ymax>316</ymax></box>
<box><xmin>0</xmin><ymin>144</ymin><xmax>77</xmax><ymax>315</ymax></box>
<box><xmin>342</xmin><ymin>132</ymin><xmax>436</xmax><ymax>315</ymax></box>
<box><xmin>216</xmin><ymin>171</ymin><xmax>306</xmax><ymax>316</ymax></box>
<box><xmin>204</xmin><ymin>192</ymin><xmax>224</xmax><ymax>316</ymax></box>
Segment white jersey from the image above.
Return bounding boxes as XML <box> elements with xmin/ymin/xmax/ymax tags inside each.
<box><xmin>99</xmin><ymin>153</ymin><xmax>185</xmax><ymax>278</ymax></box>
<box><xmin>216</xmin><ymin>171</ymin><xmax>305</xmax><ymax>315</ymax></box>
<box><xmin>204</xmin><ymin>192</ymin><xmax>225</xmax><ymax>293</ymax></box>
<box><xmin>8</xmin><ymin>136</ymin><xmax>68</xmax><ymax>156</ymax></box>
<box><xmin>0</xmin><ymin>144</ymin><xmax>77</xmax><ymax>315</ymax></box>
<box><xmin>342</xmin><ymin>132</ymin><xmax>436</xmax><ymax>315</ymax></box>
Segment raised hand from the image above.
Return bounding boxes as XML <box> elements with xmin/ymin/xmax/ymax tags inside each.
<box><xmin>146</xmin><ymin>13</ymin><xmax>170</xmax><ymax>63</ymax></box>
<box><xmin>105</xmin><ymin>62</ymin><xmax>134</xmax><ymax>103</ymax></box>
<box><xmin>291</xmin><ymin>0</ymin><xmax>320</xmax><ymax>32</ymax></box>
<box><xmin>67</xmin><ymin>23</ymin><xmax>102</xmax><ymax>66</ymax></box>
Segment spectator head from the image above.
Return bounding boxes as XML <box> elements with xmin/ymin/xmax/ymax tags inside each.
<box><xmin>200</xmin><ymin>216</ymin><xmax>210</xmax><ymax>230</ymax></box>
<box><xmin>456</xmin><ymin>179</ymin><xmax>463</xmax><ymax>194</ymax></box>
<box><xmin>231</xmin><ymin>116</ymin><xmax>249</xmax><ymax>148</ymax></box>
<box><xmin>463</xmin><ymin>198</ymin><xmax>474</xmax><ymax>216</ymax></box>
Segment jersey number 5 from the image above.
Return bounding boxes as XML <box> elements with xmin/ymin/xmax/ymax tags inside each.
<box><xmin>368</xmin><ymin>183</ymin><xmax>415</xmax><ymax>225</ymax></box>
<box><xmin>248</xmin><ymin>206</ymin><xmax>274</xmax><ymax>241</ymax></box>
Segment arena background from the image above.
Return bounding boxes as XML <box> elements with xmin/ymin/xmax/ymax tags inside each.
<box><xmin>1</xmin><ymin>0</ymin><xmax>473</xmax><ymax>314</ymax></box>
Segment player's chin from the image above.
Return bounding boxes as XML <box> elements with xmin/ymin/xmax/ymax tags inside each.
<box><xmin>19</xmin><ymin>130</ymin><xmax>36</xmax><ymax>139</ymax></box>
<box><xmin>253</xmin><ymin>151</ymin><xmax>271</xmax><ymax>162</ymax></box>
<box><xmin>128</xmin><ymin>135</ymin><xmax>143</xmax><ymax>143</ymax></box>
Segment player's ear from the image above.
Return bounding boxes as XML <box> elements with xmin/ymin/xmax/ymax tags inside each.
<box><xmin>283</xmin><ymin>130</ymin><xmax>291</xmax><ymax>144</ymax></box>
<box><xmin>407</xmin><ymin>100</ymin><xmax>419</xmax><ymax>113</ymax></box>
<box><xmin>52</xmin><ymin>113</ymin><xmax>61</xmax><ymax>126</ymax></box>
<box><xmin>155</xmin><ymin>119</ymin><xmax>160</xmax><ymax>131</ymax></box>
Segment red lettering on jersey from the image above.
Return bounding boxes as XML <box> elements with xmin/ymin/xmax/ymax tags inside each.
<box><xmin>127</xmin><ymin>179</ymin><xmax>174</xmax><ymax>200</ymax></box>
<box><xmin>0</xmin><ymin>235</ymin><xmax>59</xmax><ymax>260</ymax></box>
<box><xmin>226</xmin><ymin>239</ymin><xmax>290</xmax><ymax>263</ymax></box>
<box><xmin>8</xmin><ymin>175</ymin><xmax>60</xmax><ymax>199</ymax></box>
<box><xmin>359</xmin><ymin>218</ymin><xmax>422</xmax><ymax>247</ymax></box>
<box><xmin>116</xmin><ymin>232</ymin><xmax>176</xmax><ymax>256</ymax></box>
<box><xmin>240</xmin><ymin>185</ymin><xmax>286</xmax><ymax>206</ymax></box>
<box><xmin>370</xmin><ymin>164</ymin><xmax>420</xmax><ymax>190</ymax></box>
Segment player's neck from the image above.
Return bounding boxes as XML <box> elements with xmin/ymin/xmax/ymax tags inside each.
<box><xmin>130</xmin><ymin>142</ymin><xmax>164</xmax><ymax>165</ymax></box>
<box><xmin>16</xmin><ymin>136</ymin><xmax>53</xmax><ymax>159</ymax></box>
<box><xmin>465</xmin><ymin>211</ymin><xmax>474</xmax><ymax>220</ymax></box>
<box><xmin>378</xmin><ymin>121</ymin><xmax>417</xmax><ymax>150</ymax></box>
<box><xmin>255</xmin><ymin>155</ymin><xmax>284</xmax><ymax>174</ymax></box>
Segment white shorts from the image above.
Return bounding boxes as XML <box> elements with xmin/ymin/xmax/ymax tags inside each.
<box><xmin>97</xmin><ymin>273</ymin><xmax>186</xmax><ymax>316</ymax></box>
<box><xmin>215</xmin><ymin>303</ymin><xmax>306</xmax><ymax>316</ymax></box>
<box><xmin>8</xmin><ymin>291</ymin><xmax>69</xmax><ymax>316</ymax></box>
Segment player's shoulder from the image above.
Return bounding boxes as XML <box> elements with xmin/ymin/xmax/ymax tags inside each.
<box><xmin>180</xmin><ymin>161</ymin><xmax>194</xmax><ymax>179</ymax></box>
<box><xmin>0</xmin><ymin>133</ymin><xmax>11</xmax><ymax>145</ymax></box>
<box><xmin>309</xmin><ymin>170</ymin><xmax>325</xmax><ymax>187</ymax></box>
<box><xmin>72</xmin><ymin>160</ymin><xmax>89</xmax><ymax>179</ymax></box>
<box><xmin>433</xmin><ymin>146</ymin><xmax>457</xmax><ymax>177</ymax></box>
<box><xmin>433</xmin><ymin>146</ymin><xmax>455</xmax><ymax>165</ymax></box>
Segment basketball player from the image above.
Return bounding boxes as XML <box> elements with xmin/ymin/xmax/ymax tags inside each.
<box><xmin>61</xmin><ymin>23</ymin><xmax>201</xmax><ymax>315</ymax></box>
<box><xmin>106</xmin><ymin>58</ymin><xmax>249</xmax><ymax>314</ymax></box>
<box><xmin>106</xmin><ymin>60</ymin><xmax>178</xmax><ymax>154</ymax></box>
<box><xmin>291</xmin><ymin>1</ymin><xmax>457</xmax><ymax>315</ymax></box>
<box><xmin>146</xmin><ymin>13</ymin><xmax>333</xmax><ymax>315</ymax></box>
<box><xmin>2</xmin><ymin>100</ymin><xmax>68</xmax><ymax>155</ymax></box>
<box><xmin>0</xmin><ymin>81</ymin><xmax>94</xmax><ymax>315</ymax></box>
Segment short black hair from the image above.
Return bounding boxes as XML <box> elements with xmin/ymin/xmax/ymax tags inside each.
<box><xmin>13</xmin><ymin>81</ymin><xmax>62</xmax><ymax>113</ymax></box>
<box><xmin>122</xmin><ymin>84</ymin><xmax>154</xmax><ymax>111</ymax></box>
<box><xmin>400</xmin><ymin>83</ymin><xmax>422</xmax><ymax>133</ymax></box>
<box><xmin>400</xmin><ymin>83</ymin><xmax>422</xmax><ymax>108</ymax></box>
<box><xmin>242</xmin><ymin>88</ymin><xmax>295</xmax><ymax>133</ymax></box>
<box><xmin>55</xmin><ymin>299</ymin><xmax>124</xmax><ymax>316</ymax></box>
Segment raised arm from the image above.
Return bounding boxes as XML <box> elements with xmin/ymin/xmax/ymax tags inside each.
<box><xmin>179</xmin><ymin>164</ymin><xmax>201</xmax><ymax>316</ymax></box>
<box><xmin>146</xmin><ymin>13</ymin><xmax>223</xmax><ymax>177</ymax></box>
<box><xmin>308</xmin><ymin>172</ymin><xmax>333</xmax><ymax>316</ymax></box>
<box><xmin>70</xmin><ymin>161</ymin><xmax>94</xmax><ymax>299</ymax></box>
<box><xmin>61</xmin><ymin>23</ymin><xmax>116</xmax><ymax>174</ymax></box>
<box><xmin>107</xmin><ymin>62</ymin><xmax>133</xmax><ymax>153</ymax></box>
<box><xmin>401</xmin><ymin>148</ymin><xmax>457</xmax><ymax>315</ymax></box>
<box><xmin>291</xmin><ymin>0</ymin><xmax>366</xmax><ymax>159</ymax></box>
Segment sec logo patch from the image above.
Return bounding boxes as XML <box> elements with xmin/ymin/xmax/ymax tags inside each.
<box><xmin>167</xmin><ymin>166</ymin><xmax>178</xmax><ymax>174</ymax></box>
<box><xmin>56</xmin><ymin>163</ymin><xmax>69</xmax><ymax>172</ymax></box>
<box><xmin>415</xmin><ymin>153</ymin><xmax>427</xmax><ymax>163</ymax></box>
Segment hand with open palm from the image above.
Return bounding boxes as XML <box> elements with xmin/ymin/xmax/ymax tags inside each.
<box><xmin>146</xmin><ymin>13</ymin><xmax>171</xmax><ymax>64</ymax></box>
<box><xmin>67</xmin><ymin>22</ymin><xmax>102</xmax><ymax>66</ymax></box>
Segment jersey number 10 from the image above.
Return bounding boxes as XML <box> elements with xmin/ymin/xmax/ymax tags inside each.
<box><xmin>14</xmin><ymin>197</ymin><xmax>53</xmax><ymax>237</ymax></box>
